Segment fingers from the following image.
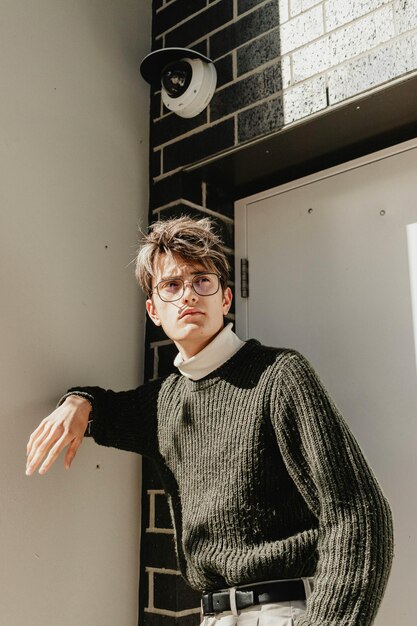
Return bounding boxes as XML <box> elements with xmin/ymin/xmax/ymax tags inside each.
<box><xmin>26</xmin><ymin>426</ymin><xmax>65</xmax><ymax>476</ymax></box>
<box><xmin>64</xmin><ymin>437</ymin><xmax>82</xmax><ymax>470</ymax></box>
<box><xmin>26</xmin><ymin>417</ymin><xmax>49</xmax><ymax>456</ymax></box>
<box><xmin>37</xmin><ymin>432</ymin><xmax>70</xmax><ymax>475</ymax></box>
<box><xmin>26</xmin><ymin>422</ymin><xmax>58</xmax><ymax>469</ymax></box>
<box><xmin>26</xmin><ymin>401</ymin><xmax>90</xmax><ymax>476</ymax></box>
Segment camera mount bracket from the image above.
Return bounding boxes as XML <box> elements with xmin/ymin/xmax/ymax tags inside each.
<box><xmin>140</xmin><ymin>47</ymin><xmax>214</xmax><ymax>86</ymax></box>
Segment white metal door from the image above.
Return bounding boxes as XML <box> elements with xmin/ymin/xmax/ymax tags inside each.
<box><xmin>235</xmin><ymin>138</ymin><xmax>417</xmax><ymax>626</ymax></box>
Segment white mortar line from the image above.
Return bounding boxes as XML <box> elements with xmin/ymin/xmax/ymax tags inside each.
<box><xmin>287</xmin><ymin>3</ymin><xmax>397</xmax><ymax>55</ymax></box>
<box><xmin>150</xmin><ymin>63</ymin><xmax>398</xmax><ymax>177</ymax></box>
<box><xmin>156</xmin><ymin>0</ymin><xmax>225</xmax><ymax>39</ymax></box>
<box><xmin>156</xmin><ymin>0</ymin><xmax>383</xmax><ymax>61</ymax></box>
<box><xmin>153</xmin><ymin>346</ymin><xmax>159</xmax><ymax>380</ymax></box>
<box><xmin>155</xmin><ymin>21</ymin><xmax>417</xmax><ymax>130</ymax></box>
<box><xmin>324</xmin><ymin>0</ymin><xmax>398</xmax><ymax>31</ymax></box>
<box><xmin>290</xmin><ymin>0</ymin><xmax>335</xmax><ymax>21</ymax></box>
<box><xmin>156</xmin><ymin>0</ymin><xmax>177</xmax><ymax>13</ymax></box>
<box><xmin>150</xmin><ymin>339</ymin><xmax>174</xmax><ymax>348</ymax></box>
<box><xmin>155</xmin><ymin>0</ymin><xmax>275</xmax><ymax>55</ymax></box>
<box><xmin>236</xmin><ymin>56</ymin><xmax>282</xmax><ymax>85</ymax></box>
<box><xmin>148</xmin><ymin>570</ymin><xmax>154</xmax><ymax>609</ymax></box>
<box><xmin>211</xmin><ymin>23</ymin><xmax>280</xmax><ymax>66</ymax></box>
<box><xmin>154</xmin><ymin>90</ymin><xmax>283</xmax><ymax>151</ymax></box>
<box><xmin>146</xmin><ymin>527</ymin><xmax>175</xmax><ymax>534</ymax></box>
<box><xmin>392</xmin><ymin>0</ymin><xmax>398</xmax><ymax>36</ymax></box>
<box><xmin>155</xmin><ymin>120</ymin><xmax>211</xmax><ymax>149</ymax></box>
<box><xmin>291</xmin><ymin>24</ymin><xmax>417</xmax><ymax>85</ymax></box>
<box><xmin>153</xmin><ymin>89</ymin><xmax>284</xmax><ymax>151</ymax></box>
<box><xmin>235</xmin><ymin>0</ymin><xmax>272</xmax><ymax>20</ymax></box>
<box><xmin>149</xmin><ymin>492</ymin><xmax>155</xmax><ymax>528</ymax></box>
<box><xmin>157</xmin><ymin>164</ymin><xmax>184</xmax><ymax>179</ymax></box>
<box><xmin>155</xmin><ymin>52</ymin><xmax>283</xmax><ymax>120</ymax></box>
<box><xmin>322</xmin><ymin>0</ymin><xmax>327</xmax><ymax>33</ymax></box>
<box><xmin>153</xmin><ymin>198</ymin><xmax>234</xmax><ymax>224</ymax></box>
<box><xmin>145</xmin><ymin>566</ymin><xmax>181</xmax><ymax>575</ymax></box>
<box><xmin>152</xmin><ymin>37</ymin><xmax>282</xmax><ymax>127</ymax></box>
<box><xmin>184</xmin><ymin>64</ymin><xmax>417</xmax><ymax>173</ymax></box>
<box><xmin>145</xmin><ymin>607</ymin><xmax>201</xmax><ymax>617</ymax></box>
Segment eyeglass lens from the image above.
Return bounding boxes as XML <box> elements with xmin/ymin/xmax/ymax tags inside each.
<box><xmin>157</xmin><ymin>274</ymin><xmax>219</xmax><ymax>301</ymax></box>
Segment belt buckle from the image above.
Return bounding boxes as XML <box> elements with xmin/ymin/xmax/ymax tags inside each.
<box><xmin>201</xmin><ymin>592</ymin><xmax>215</xmax><ymax>616</ymax></box>
<box><xmin>229</xmin><ymin>586</ymin><xmax>239</xmax><ymax>616</ymax></box>
<box><xmin>301</xmin><ymin>577</ymin><xmax>314</xmax><ymax>599</ymax></box>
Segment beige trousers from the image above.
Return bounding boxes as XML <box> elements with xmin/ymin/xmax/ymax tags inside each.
<box><xmin>199</xmin><ymin>579</ymin><xmax>312</xmax><ymax>626</ymax></box>
<box><xmin>200</xmin><ymin>599</ymin><xmax>307</xmax><ymax>626</ymax></box>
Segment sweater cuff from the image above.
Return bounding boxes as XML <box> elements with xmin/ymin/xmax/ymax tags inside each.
<box><xmin>56</xmin><ymin>391</ymin><xmax>95</xmax><ymax>436</ymax></box>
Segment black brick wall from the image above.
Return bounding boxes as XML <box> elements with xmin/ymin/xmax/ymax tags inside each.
<box><xmin>210</xmin><ymin>0</ymin><xmax>279</xmax><ymax>59</ymax></box>
<box><xmin>140</xmin><ymin>1</ymin><xmax>284</xmax><ymax>623</ymax></box>
<box><xmin>151</xmin><ymin>0</ymin><xmax>283</xmax><ymax>177</ymax></box>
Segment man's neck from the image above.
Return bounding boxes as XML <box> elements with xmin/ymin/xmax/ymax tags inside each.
<box><xmin>175</xmin><ymin>326</ymin><xmax>224</xmax><ymax>360</ymax></box>
<box><xmin>174</xmin><ymin>323</ymin><xmax>245</xmax><ymax>380</ymax></box>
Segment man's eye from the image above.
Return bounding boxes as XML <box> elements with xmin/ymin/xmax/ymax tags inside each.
<box><xmin>161</xmin><ymin>280</ymin><xmax>181</xmax><ymax>291</ymax></box>
<box><xmin>195</xmin><ymin>275</ymin><xmax>210</xmax><ymax>286</ymax></box>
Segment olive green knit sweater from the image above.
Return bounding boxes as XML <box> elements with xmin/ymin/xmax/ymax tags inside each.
<box><xmin>64</xmin><ymin>340</ymin><xmax>394</xmax><ymax>626</ymax></box>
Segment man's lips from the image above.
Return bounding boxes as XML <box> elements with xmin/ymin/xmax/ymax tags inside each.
<box><xmin>178</xmin><ymin>308</ymin><xmax>204</xmax><ymax>320</ymax></box>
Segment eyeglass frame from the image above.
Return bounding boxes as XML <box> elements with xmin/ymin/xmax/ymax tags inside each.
<box><xmin>151</xmin><ymin>272</ymin><xmax>222</xmax><ymax>302</ymax></box>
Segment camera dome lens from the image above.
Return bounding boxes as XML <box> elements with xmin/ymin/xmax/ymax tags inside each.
<box><xmin>161</xmin><ymin>60</ymin><xmax>192</xmax><ymax>98</ymax></box>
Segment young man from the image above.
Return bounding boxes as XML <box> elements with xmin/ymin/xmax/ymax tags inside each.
<box><xmin>26</xmin><ymin>216</ymin><xmax>393</xmax><ymax>626</ymax></box>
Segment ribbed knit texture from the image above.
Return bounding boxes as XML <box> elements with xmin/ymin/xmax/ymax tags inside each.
<box><xmin>66</xmin><ymin>340</ymin><xmax>394</xmax><ymax>626</ymax></box>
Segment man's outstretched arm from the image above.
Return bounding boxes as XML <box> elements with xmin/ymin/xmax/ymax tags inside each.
<box><xmin>26</xmin><ymin>394</ymin><xmax>92</xmax><ymax>475</ymax></box>
<box><xmin>26</xmin><ymin>378</ymin><xmax>164</xmax><ymax>475</ymax></box>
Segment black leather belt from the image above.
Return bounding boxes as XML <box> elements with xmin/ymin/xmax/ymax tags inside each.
<box><xmin>201</xmin><ymin>579</ymin><xmax>309</xmax><ymax>615</ymax></box>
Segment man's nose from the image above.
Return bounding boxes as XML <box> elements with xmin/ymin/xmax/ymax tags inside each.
<box><xmin>181</xmin><ymin>280</ymin><xmax>197</xmax><ymax>302</ymax></box>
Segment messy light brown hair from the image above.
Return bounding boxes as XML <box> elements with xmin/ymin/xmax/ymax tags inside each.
<box><xmin>135</xmin><ymin>215</ymin><xmax>230</xmax><ymax>296</ymax></box>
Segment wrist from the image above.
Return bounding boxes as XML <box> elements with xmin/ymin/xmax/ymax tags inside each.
<box><xmin>64</xmin><ymin>394</ymin><xmax>93</xmax><ymax>416</ymax></box>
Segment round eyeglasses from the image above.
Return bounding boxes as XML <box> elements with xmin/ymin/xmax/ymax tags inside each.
<box><xmin>153</xmin><ymin>273</ymin><xmax>220</xmax><ymax>302</ymax></box>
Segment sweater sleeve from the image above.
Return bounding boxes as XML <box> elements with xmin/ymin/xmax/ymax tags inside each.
<box><xmin>269</xmin><ymin>351</ymin><xmax>394</xmax><ymax>626</ymax></box>
<box><xmin>57</xmin><ymin>378</ymin><xmax>164</xmax><ymax>459</ymax></box>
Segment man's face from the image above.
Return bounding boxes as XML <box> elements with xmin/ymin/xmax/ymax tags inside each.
<box><xmin>146</xmin><ymin>253</ymin><xmax>232</xmax><ymax>358</ymax></box>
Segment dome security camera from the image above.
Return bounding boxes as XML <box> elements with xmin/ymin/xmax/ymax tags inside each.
<box><xmin>140</xmin><ymin>48</ymin><xmax>217</xmax><ymax>119</ymax></box>
<box><xmin>161</xmin><ymin>58</ymin><xmax>216</xmax><ymax>118</ymax></box>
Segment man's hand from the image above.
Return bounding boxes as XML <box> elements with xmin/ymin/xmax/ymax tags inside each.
<box><xmin>25</xmin><ymin>396</ymin><xmax>92</xmax><ymax>476</ymax></box>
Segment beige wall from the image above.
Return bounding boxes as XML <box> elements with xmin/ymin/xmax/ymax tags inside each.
<box><xmin>0</xmin><ymin>1</ymin><xmax>150</xmax><ymax>624</ymax></box>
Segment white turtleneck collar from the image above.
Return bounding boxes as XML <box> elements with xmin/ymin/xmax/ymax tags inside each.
<box><xmin>173</xmin><ymin>322</ymin><xmax>245</xmax><ymax>380</ymax></box>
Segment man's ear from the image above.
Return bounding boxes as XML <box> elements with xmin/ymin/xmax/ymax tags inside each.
<box><xmin>222</xmin><ymin>287</ymin><xmax>233</xmax><ymax>316</ymax></box>
<box><xmin>146</xmin><ymin>298</ymin><xmax>162</xmax><ymax>326</ymax></box>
